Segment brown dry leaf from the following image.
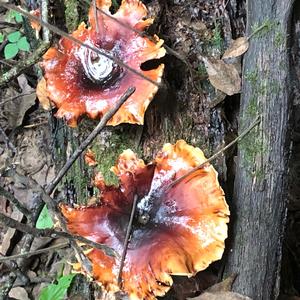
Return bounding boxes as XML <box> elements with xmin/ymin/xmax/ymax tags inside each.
<box><xmin>203</xmin><ymin>57</ymin><xmax>241</xmax><ymax>95</ymax></box>
<box><xmin>222</xmin><ymin>37</ymin><xmax>249</xmax><ymax>59</ymax></box>
<box><xmin>36</xmin><ymin>77</ymin><xmax>51</xmax><ymax>110</ymax></box>
<box><xmin>206</xmin><ymin>274</ymin><xmax>237</xmax><ymax>293</ymax></box>
<box><xmin>188</xmin><ymin>291</ymin><xmax>252</xmax><ymax>300</ymax></box>
<box><xmin>188</xmin><ymin>275</ymin><xmax>251</xmax><ymax>300</ymax></box>
<box><xmin>0</xmin><ymin>210</ymin><xmax>24</xmax><ymax>255</ymax></box>
<box><xmin>9</xmin><ymin>287</ymin><xmax>30</xmax><ymax>300</ymax></box>
<box><xmin>0</xmin><ymin>75</ymin><xmax>36</xmax><ymax>130</ymax></box>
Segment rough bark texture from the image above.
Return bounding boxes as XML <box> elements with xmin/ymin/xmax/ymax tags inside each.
<box><xmin>224</xmin><ymin>0</ymin><xmax>294</xmax><ymax>299</ymax></box>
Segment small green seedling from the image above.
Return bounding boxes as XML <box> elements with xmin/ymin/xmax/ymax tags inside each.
<box><xmin>39</xmin><ymin>274</ymin><xmax>76</xmax><ymax>300</ymax></box>
<box><xmin>4</xmin><ymin>31</ymin><xmax>30</xmax><ymax>59</ymax></box>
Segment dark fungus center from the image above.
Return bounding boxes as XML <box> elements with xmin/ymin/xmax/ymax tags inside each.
<box><xmin>79</xmin><ymin>43</ymin><xmax>124</xmax><ymax>89</ymax></box>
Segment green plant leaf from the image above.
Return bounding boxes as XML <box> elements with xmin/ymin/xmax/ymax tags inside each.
<box><xmin>36</xmin><ymin>205</ymin><xmax>54</xmax><ymax>229</ymax></box>
<box><xmin>17</xmin><ymin>36</ymin><xmax>30</xmax><ymax>52</ymax></box>
<box><xmin>7</xmin><ymin>31</ymin><xmax>21</xmax><ymax>43</ymax></box>
<box><xmin>5</xmin><ymin>11</ymin><xmax>23</xmax><ymax>23</ymax></box>
<box><xmin>14</xmin><ymin>12</ymin><xmax>23</xmax><ymax>23</ymax></box>
<box><xmin>0</xmin><ymin>33</ymin><xmax>4</xmax><ymax>43</ymax></box>
<box><xmin>4</xmin><ymin>43</ymin><xmax>19</xmax><ymax>59</ymax></box>
<box><xmin>39</xmin><ymin>274</ymin><xmax>76</xmax><ymax>300</ymax></box>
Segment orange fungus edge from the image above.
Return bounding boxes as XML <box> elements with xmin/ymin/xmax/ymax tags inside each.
<box><xmin>41</xmin><ymin>0</ymin><xmax>165</xmax><ymax>127</ymax></box>
<box><xmin>60</xmin><ymin>141</ymin><xmax>229</xmax><ymax>300</ymax></box>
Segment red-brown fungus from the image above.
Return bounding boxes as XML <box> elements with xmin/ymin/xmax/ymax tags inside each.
<box><xmin>60</xmin><ymin>140</ymin><xmax>230</xmax><ymax>299</ymax></box>
<box><xmin>40</xmin><ymin>0</ymin><xmax>165</xmax><ymax>127</ymax></box>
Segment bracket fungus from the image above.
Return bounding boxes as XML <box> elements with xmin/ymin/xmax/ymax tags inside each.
<box><xmin>40</xmin><ymin>0</ymin><xmax>165</xmax><ymax>127</ymax></box>
<box><xmin>60</xmin><ymin>140</ymin><xmax>230</xmax><ymax>299</ymax></box>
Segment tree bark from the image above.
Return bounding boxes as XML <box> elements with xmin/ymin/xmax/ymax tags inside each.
<box><xmin>224</xmin><ymin>0</ymin><xmax>295</xmax><ymax>299</ymax></box>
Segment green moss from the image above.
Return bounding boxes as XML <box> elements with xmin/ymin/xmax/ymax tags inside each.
<box><xmin>269</xmin><ymin>80</ymin><xmax>281</xmax><ymax>95</ymax></box>
<box><xmin>197</xmin><ymin>63</ymin><xmax>208</xmax><ymax>78</ymax></box>
<box><xmin>91</xmin><ymin>129</ymin><xmax>142</xmax><ymax>185</ymax></box>
<box><xmin>245</xmin><ymin>69</ymin><xmax>259</xmax><ymax>86</ymax></box>
<box><xmin>246</xmin><ymin>97</ymin><xmax>260</xmax><ymax>118</ymax></box>
<box><xmin>274</xmin><ymin>30</ymin><xmax>284</xmax><ymax>47</ymax></box>
<box><xmin>238</xmin><ymin>127</ymin><xmax>265</xmax><ymax>178</ymax></box>
<box><xmin>211</xmin><ymin>21</ymin><xmax>223</xmax><ymax>52</ymax></box>
<box><xmin>64</xmin><ymin>0</ymin><xmax>79</xmax><ymax>32</ymax></box>
<box><xmin>67</xmin><ymin>129</ymin><xmax>90</xmax><ymax>203</ymax></box>
<box><xmin>250</xmin><ymin>19</ymin><xmax>278</xmax><ymax>39</ymax></box>
<box><xmin>239</xmin><ymin>73</ymin><xmax>266</xmax><ymax>178</ymax></box>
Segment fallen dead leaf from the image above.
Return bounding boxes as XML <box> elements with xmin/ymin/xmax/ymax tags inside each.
<box><xmin>202</xmin><ymin>57</ymin><xmax>241</xmax><ymax>95</ymax></box>
<box><xmin>0</xmin><ymin>74</ymin><xmax>36</xmax><ymax>130</ymax></box>
<box><xmin>9</xmin><ymin>286</ymin><xmax>30</xmax><ymax>300</ymax></box>
<box><xmin>222</xmin><ymin>37</ymin><xmax>249</xmax><ymax>59</ymax></box>
<box><xmin>187</xmin><ymin>275</ymin><xmax>251</xmax><ymax>300</ymax></box>
<box><xmin>206</xmin><ymin>274</ymin><xmax>237</xmax><ymax>293</ymax></box>
<box><xmin>36</xmin><ymin>77</ymin><xmax>51</xmax><ymax>110</ymax></box>
<box><xmin>0</xmin><ymin>210</ymin><xmax>24</xmax><ymax>255</ymax></box>
<box><xmin>188</xmin><ymin>291</ymin><xmax>252</xmax><ymax>300</ymax></box>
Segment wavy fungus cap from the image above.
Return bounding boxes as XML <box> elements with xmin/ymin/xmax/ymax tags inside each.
<box><xmin>60</xmin><ymin>140</ymin><xmax>230</xmax><ymax>299</ymax></box>
<box><xmin>40</xmin><ymin>0</ymin><xmax>165</xmax><ymax>127</ymax></box>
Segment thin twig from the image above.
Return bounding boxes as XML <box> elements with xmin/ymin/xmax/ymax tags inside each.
<box><xmin>40</xmin><ymin>0</ymin><xmax>50</xmax><ymax>43</ymax></box>
<box><xmin>0</xmin><ymin>211</ymin><xmax>117</xmax><ymax>257</ymax></box>
<box><xmin>1</xmin><ymin>88</ymin><xmax>134</xmax><ymax>278</ymax></box>
<box><xmin>93</xmin><ymin>0</ymin><xmax>100</xmax><ymax>34</ymax></box>
<box><xmin>0</xmin><ymin>187</ymin><xmax>31</xmax><ymax>219</ymax></box>
<box><xmin>165</xmin><ymin>116</ymin><xmax>261</xmax><ymax>191</ymax></box>
<box><xmin>46</xmin><ymin>86</ymin><xmax>135</xmax><ymax>195</ymax></box>
<box><xmin>0</xmin><ymin>242</ymin><xmax>69</xmax><ymax>262</ymax></box>
<box><xmin>0</xmin><ymin>92</ymin><xmax>36</xmax><ymax>107</ymax></box>
<box><xmin>0</xmin><ymin>42</ymin><xmax>49</xmax><ymax>87</ymax></box>
<box><xmin>0</xmin><ymin>3</ymin><xmax>159</xmax><ymax>87</ymax></box>
<box><xmin>0</xmin><ymin>58</ymin><xmax>14</xmax><ymax>67</ymax></box>
<box><xmin>117</xmin><ymin>194</ymin><xmax>138</xmax><ymax>286</ymax></box>
<box><xmin>80</xmin><ymin>0</ymin><xmax>192</xmax><ymax>70</ymax></box>
<box><xmin>23</xmin><ymin>121</ymin><xmax>48</xmax><ymax>128</ymax></box>
<box><xmin>2</xmin><ymin>169</ymin><xmax>115</xmax><ymax>271</ymax></box>
<box><xmin>0</xmin><ymin>21</ymin><xmax>21</xmax><ymax>28</ymax></box>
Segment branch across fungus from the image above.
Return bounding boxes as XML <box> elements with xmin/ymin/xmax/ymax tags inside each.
<box><xmin>60</xmin><ymin>140</ymin><xmax>230</xmax><ymax>299</ymax></box>
<box><xmin>23</xmin><ymin>0</ymin><xmax>166</xmax><ymax>127</ymax></box>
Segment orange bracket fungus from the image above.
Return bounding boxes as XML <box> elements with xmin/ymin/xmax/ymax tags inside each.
<box><xmin>60</xmin><ymin>140</ymin><xmax>230</xmax><ymax>299</ymax></box>
<box><xmin>40</xmin><ymin>0</ymin><xmax>166</xmax><ymax>127</ymax></box>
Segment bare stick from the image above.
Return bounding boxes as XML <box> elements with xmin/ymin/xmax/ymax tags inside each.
<box><xmin>93</xmin><ymin>0</ymin><xmax>100</xmax><ymax>34</ymax></box>
<box><xmin>0</xmin><ymin>211</ymin><xmax>117</xmax><ymax>257</ymax></box>
<box><xmin>78</xmin><ymin>0</ymin><xmax>194</xmax><ymax>73</ymax></box>
<box><xmin>0</xmin><ymin>3</ymin><xmax>159</xmax><ymax>87</ymax></box>
<box><xmin>3</xmin><ymin>168</ymin><xmax>117</xmax><ymax>270</ymax></box>
<box><xmin>0</xmin><ymin>92</ymin><xmax>36</xmax><ymax>107</ymax></box>
<box><xmin>117</xmin><ymin>194</ymin><xmax>138</xmax><ymax>286</ymax></box>
<box><xmin>0</xmin><ymin>242</ymin><xmax>69</xmax><ymax>262</ymax></box>
<box><xmin>165</xmin><ymin>116</ymin><xmax>261</xmax><ymax>191</ymax></box>
<box><xmin>46</xmin><ymin>86</ymin><xmax>135</xmax><ymax>195</ymax></box>
<box><xmin>40</xmin><ymin>0</ymin><xmax>50</xmax><ymax>43</ymax></box>
<box><xmin>0</xmin><ymin>187</ymin><xmax>31</xmax><ymax>219</ymax></box>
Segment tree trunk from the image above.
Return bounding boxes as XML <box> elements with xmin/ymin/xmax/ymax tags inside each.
<box><xmin>224</xmin><ymin>0</ymin><xmax>295</xmax><ymax>299</ymax></box>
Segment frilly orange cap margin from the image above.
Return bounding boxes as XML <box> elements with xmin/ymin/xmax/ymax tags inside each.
<box><xmin>40</xmin><ymin>0</ymin><xmax>165</xmax><ymax>127</ymax></box>
<box><xmin>60</xmin><ymin>140</ymin><xmax>229</xmax><ymax>299</ymax></box>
